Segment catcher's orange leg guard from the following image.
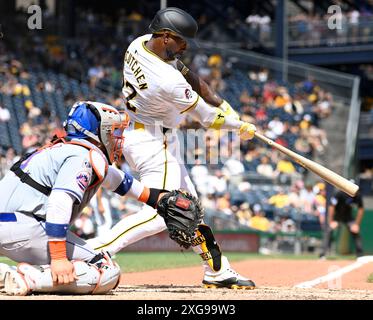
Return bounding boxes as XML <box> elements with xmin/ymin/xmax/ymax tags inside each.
<box><xmin>192</xmin><ymin>224</ymin><xmax>222</xmax><ymax>272</ymax></box>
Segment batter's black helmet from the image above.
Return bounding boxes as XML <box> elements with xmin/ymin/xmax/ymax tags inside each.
<box><xmin>149</xmin><ymin>7</ymin><xmax>198</xmax><ymax>43</ymax></box>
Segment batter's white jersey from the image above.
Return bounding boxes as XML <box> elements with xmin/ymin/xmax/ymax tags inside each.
<box><xmin>88</xmin><ymin>34</ymin><xmax>200</xmax><ymax>255</ymax></box>
<box><xmin>122</xmin><ymin>34</ymin><xmax>199</xmax><ymax>128</ymax></box>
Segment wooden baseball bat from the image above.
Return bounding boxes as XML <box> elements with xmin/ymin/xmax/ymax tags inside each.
<box><xmin>254</xmin><ymin>132</ymin><xmax>359</xmax><ymax>197</ymax></box>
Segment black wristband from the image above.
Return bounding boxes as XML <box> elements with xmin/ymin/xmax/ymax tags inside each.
<box><xmin>146</xmin><ymin>188</ymin><xmax>169</xmax><ymax>209</ymax></box>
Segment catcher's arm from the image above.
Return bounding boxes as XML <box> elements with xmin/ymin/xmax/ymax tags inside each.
<box><xmin>134</xmin><ymin>187</ymin><xmax>204</xmax><ymax>249</ymax></box>
<box><xmin>103</xmin><ymin>166</ymin><xmax>203</xmax><ymax>249</ymax></box>
<box><xmin>102</xmin><ymin>165</ymin><xmax>167</xmax><ymax>208</ymax></box>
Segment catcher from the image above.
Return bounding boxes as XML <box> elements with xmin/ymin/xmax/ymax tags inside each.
<box><xmin>0</xmin><ymin>101</ymin><xmax>202</xmax><ymax>295</ymax></box>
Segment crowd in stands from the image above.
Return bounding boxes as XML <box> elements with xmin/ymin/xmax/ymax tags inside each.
<box><xmin>286</xmin><ymin>8</ymin><xmax>373</xmax><ymax>47</ymax></box>
<box><xmin>238</xmin><ymin>2</ymin><xmax>373</xmax><ymax>47</ymax></box>
<box><xmin>0</xmin><ymin>7</ymin><xmax>364</xmax><ymax>249</ymax></box>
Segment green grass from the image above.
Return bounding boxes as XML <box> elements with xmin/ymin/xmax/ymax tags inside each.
<box><xmin>0</xmin><ymin>252</ymin><xmax>357</xmax><ymax>273</ymax></box>
<box><xmin>324</xmin><ymin>255</ymin><xmax>357</xmax><ymax>261</ymax></box>
<box><xmin>0</xmin><ymin>256</ymin><xmax>17</xmax><ymax>266</ymax></box>
<box><xmin>112</xmin><ymin>252</ymin><xmax>253</xmax><ymax>272</ymax></box>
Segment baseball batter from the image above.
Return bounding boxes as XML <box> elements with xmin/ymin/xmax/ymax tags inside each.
<box><xmin>87</xmin><ymin>7</ymin><xmax>257</xmax><ymax>289</ymax></box>
<box><xmin>0</xmin><ymin>101</ymin><xmax>183</xmax><ymax>295</ymax></box>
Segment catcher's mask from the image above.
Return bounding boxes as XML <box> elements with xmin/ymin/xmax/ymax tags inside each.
<box><xmin>64</xmin><ymin>101</ymin><xmax>129</xmax><ymax>164</ymax></box>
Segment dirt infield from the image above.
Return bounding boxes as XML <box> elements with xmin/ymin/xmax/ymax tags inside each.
<box><xmin>1</xmin><ymin>258</ymin><xmax>373</xmax><ymax>300</ymax></box>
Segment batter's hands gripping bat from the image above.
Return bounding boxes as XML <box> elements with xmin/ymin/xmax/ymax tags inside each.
<box><xmin>254</xmin><ymin>132</ymin><xmax>359</xmax><ymax>197</ymax></box>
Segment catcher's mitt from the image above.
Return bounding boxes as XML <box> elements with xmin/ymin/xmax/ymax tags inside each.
<box><xmin>156</xmin><ymin>190</ymin><xmax>204</xmax><ymax>249</ymax></box>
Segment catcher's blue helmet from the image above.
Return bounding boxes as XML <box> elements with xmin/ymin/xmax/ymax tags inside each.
<box><xmin>64</xmin><ymin>102</ymin><xmax>100</xmax><ymax>140</ymax></box>
<box><xmin>64</xmin><ymin>101</ymin><xmax>129</xmax><ymax>163</ymax></box>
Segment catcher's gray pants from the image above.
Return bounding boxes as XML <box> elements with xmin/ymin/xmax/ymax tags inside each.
<box><xmin>0</xmin><ymin>212</ymin><xmax>96</xmax><ymax>264</ymax></box>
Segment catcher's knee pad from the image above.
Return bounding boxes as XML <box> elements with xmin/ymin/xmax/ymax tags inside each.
<box><xmin>16</xmin><ymin>253</ymin><xmax>121</xmax><ymax>295</ymax></box>
<box><xmin>90</xmin><ymin>253</ymin><xmax>121</xmax><ymax>294</ymax></box>
<box><xmin>192</xmin><ymin>224</ymin><xmax>222</xmax><ymax>272</ymax></box>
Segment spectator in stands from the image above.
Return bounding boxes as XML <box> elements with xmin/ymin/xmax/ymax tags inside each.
<box><xmin>207</xmin><ymin>54</ymin><xmax>223</xmax><ymax>69</ymax></box>
<box><xmin>0</xmin><ymin>147</ymin><xmax>19</xmax><ymax>179</ymax></box>
<box><xmin>245</xmin><ymin>13</ymin><xmax>261</xmax><ymax>34</ymax></box>
<box><xmin>191</xmin><ymin>49</ymin><xmax>208</xmax><ymax>72</ymax></box>
<box><xmin>267</xmin><ymin>116</ymin><xmax>285</xmax><ymax>139</ymax></box>
<box><xmin>236</xmin><ymin>202</ymin><xmax>252</xmax><ymax>227</ymax></box>
<box><xmin>209</xmin><ymin>68</ymin><xmax>226</xmax><ymax>93</ymax></box>
<box><xmin>299</xmin><ymin>114</ymin><xmax>312</xmax><ymax>130</ymax></box>
<box><xmin>13</xmin><ymin>81</ymin><xmax>31</xmax><ymax>97</ymax></box>
<box><xmin>222</xmin><ymin>154</ymin><xmax>245</xmax><ymax>179</ymax></box>
<box><xmin>335</xmin><ymin>10</ymin><xmax>348</xmax><ymax>45</ymax></box>
<box><xmin>256</xmin><ymin>155</ymin><xmax>276</xmax><ymax>179</ymax></box>
<box><xmin>314</xmin><ymin>182</ymin><xmax>327</xmax><ymax>225</ymax></box>
<box><xmin>359</xmin><ymin>167</ymin><xmax>373</xmax><ymax>180</ymax></box>
<box><xmin>258</xmin><ymin>68</ymin><xmax>269</xmax><ymax>83</ymax></box>
<box><xmin>205</xmin><ymin>133</ymin><xmax>222</xmax><ymax>164</ymax></box>
<box><xmin>248</xmin><ymin>204</ymin><xmax>271</xmax><ymax>232</ymax></box>
<box><xmin>44</xmin><ymin>80</ymin><xmax>55</xmax><ymax>93</ymax></box>
<box><xmin>48</xmin><ymin>115</ymin><xmax>66</xmax><ymax>140</ymax></box>
<box><xmin>1</xmin><ymin>78</ymin><xmax>16</xmax><ymax>95</ymax></box>
<box><xmin>126</xmin><ymin>10</ymin><xmax>144</xmax><ymax>36</ymax></box>
<box><xmin>294</xmin><ymin>131</ymin><xmax>313</xmax><ymax>157</ymax></box>
<box><xmin>201</xmin><ymin>193</ymin><xmax>218</xmax><ymax>211</ymax></box>
<box><xmin>314</xmin><ymin>89</ymin><xmax>333</xmax><ymax>118</ymax></box>
<box><xmin>193</xmin><ymin>58</ymin><xmax>211</xmax><ymax>81</ymax></box>
<box><xmin>248</xmin><ymin>68</ymin><xmax>269</xmax><ymax>83</ymax></box>
<box><xmin>0</xmin><ymin>105</ymin><xmax>10</xmax><ymax>122</ymax></box>
<box><xmin>207</xmin><ymin>169</ymin><xmax>228</xmax><ymax>196</ymax></box>
<box><xmin>274</xmin><ymin>86</ymin><xmax>291</xmax><ymax>109</ymax></box>
<box><xmin>284</xmin><ymin>94</ymin><xmax>304</xmax><ymax>116</ymax></box>
<box><xmin>279</xmin><ymin>215</ymin><xmax>297</xmax><ymax>233</ymax></box>
<box><xmin>21</xmin><ymin>132</ymin><xmax>39</xmax><ymax>150</ymax></box>
<box><xmin>72</xmin><ymin>206</ymin><xmax>96</xmax><ymax>240</ymax></box>
<box><xmin>275</xmin><ymin>156</ymin><xmax>297</xmax><ymax>184</ymax></box>
<box><xmin>237</xmin><ymin>180</ymin><xmax>252</xmax><ymax>195</ymax></box>
<box><xmin>301</xmin><ymin>76</ymin><xmax>315</xmax><ymax>94</ymax></box>
<box><xmin>25</xmin><ymin>100</ymin><xmax>42</xmax><ymax>122</ymax></box>
<box><xmin>190</xmin><ymin>159</ymin><xmax>210</xmax><ymax>196</ymax></box>
<box><xmin>300</xmin><ymin>184</ymin><xmax>317</xmax><ymax>215</ymax></box>
<box><xmin>216</xmin><ymin>192</ymin><xmax>233</xmax><ymax>216</ymax></box>
<box><xmin>268</xmin><ymin>189</ymin><xmax>291</xmax><ymax>209</ymax></box>
<box><xmin>255</xmin><ymin>105</ymin><xmax>268</xmax><ymax>124</ymax></box>
<box><xmin>88</xmin><ymin>63</ymin><xmax>105</xmax><ymax>88</ymax></box>
<box><xmin>288</xmin><ymin>180</ymin><xmax>304</xmax><ymax>210</ymax></box>
<box><xmin>239</xmin><ymin>88</ymin><xmax>252</xmax><ymax>107</ymax></box>
<box><xmin>348</xmin><ymin>10</ymin><xmax>360</xmax><ymax>43</ymax></box>
<box><xmin>307</xmin><ymin>125</ymin><xmax>328</xmax><ymax>154</ymax></box>
<box><xmin>90</xmin><ymin>188</ymin><xmax>113</xmax><ymax>237</ymax></box>
<box><xmin>258</xmin><ymin>16</ymin><xmax>271</xmax><ymax>43</ymax></box>
<box><xmin>40</xmin><ymin>103</ymin><xmax>52</xmax><ymax>120</ymax></box>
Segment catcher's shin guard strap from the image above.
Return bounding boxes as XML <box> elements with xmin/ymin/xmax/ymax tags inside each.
<box><xmin>193</xmin><ymin>224</ymin><xmax>222</xmax><ymax>272</ymax></box>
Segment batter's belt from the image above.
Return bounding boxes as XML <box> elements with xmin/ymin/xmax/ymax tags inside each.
<box><xmin>133</xmin><ymin>121</ymin><xmax>170</xmax><ymax>134</ymax></box>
